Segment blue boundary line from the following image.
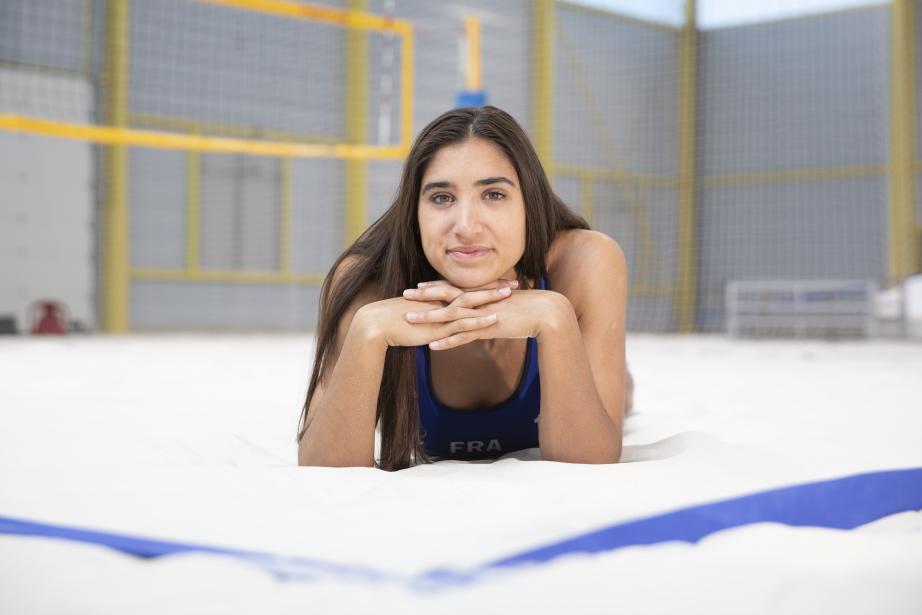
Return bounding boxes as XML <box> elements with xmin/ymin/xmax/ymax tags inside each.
<box><xmin>2</xmin><ymin>467</ymin><xmax>921</xmax><ymax>591</ymax></box>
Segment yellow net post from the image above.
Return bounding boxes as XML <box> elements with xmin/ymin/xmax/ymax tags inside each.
<box><xmin>344</xmin><ymin>0</ymin><xmax>369</xmax><ymax>247</ymax></box>
<box><xmin>102</xmin><ymin>0</ymin><xmax>130</xmax><ymax>333</ymax></box>
<box><xmin>889</xmin><ymin>0</ymin><xmax>920</xmax><ymax>282</ymax></box>
<box><xmin>533</xmin><ymin>0</ymin><xmax>555</xmax><ymax>174</ymax></box>
<box><xmin>464</xmin><ymin>18</ymin><xmax>482</xmax><ymax>92</ymax></box>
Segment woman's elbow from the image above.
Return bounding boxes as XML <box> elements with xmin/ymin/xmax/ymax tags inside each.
<box><xmin>298</xmin><ymin>440</ymin><xmax>375</xmax><ymax>468</ymax></box>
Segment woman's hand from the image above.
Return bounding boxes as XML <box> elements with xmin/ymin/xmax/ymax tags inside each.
<box><xmin>401</xmin><ymin>279</ymin><xmax>570</xmax><ymax>350</ymax></box>
<box><xmin>352</xmin><ymin>294</ymin><xmax>502</xmax><ymax>349</ymax></box>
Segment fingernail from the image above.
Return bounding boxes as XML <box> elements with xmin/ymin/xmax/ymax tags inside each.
<box><xmin>498</xmin><ymin>287</ymin><xmax>511</xmax><ymax>296</ymax></box>
<box><xmin>429</xmin><ymin>340</ymin><xmax>442</xmax><ymax>349</ymax></box>
<box><xmin>406</xmin><ymin>312</ymin><xmax>420</xmax><ymax>321</ymax></box>
<box><xmin>509</xmin><ymin>280</ymin><xmax>519</xmax><ymax>287</ymax></box>
<box><xmin>403</xmin><ymin>289</ymin><xmax>417</xmax><ymax>297</ymax></box>
<box><xmin>417</xmin><ymin>282</ymin><xmax>430</xmax><ymax>288</ymax></box>
<box><xmin>486</xmin><ymin>313</ymin><xmax>497</xmax><ymax>321</ymax></box>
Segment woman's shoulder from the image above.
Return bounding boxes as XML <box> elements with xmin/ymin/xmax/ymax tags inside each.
<box><xmin>546</xmin><ymin>229</ymin><xmax>627</xmax><ymax>312</ymax></box>
<box><xmin>327</xmin><ymin>254</ymin><xmax>386</xmax><ymax>308</ymax></box>
<box><xmin>547</xmin><ymin>229</ymin><xmax>625</xmax><ymax>273</ymax></box>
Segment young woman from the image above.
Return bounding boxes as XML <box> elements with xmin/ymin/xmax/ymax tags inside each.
<box><xmin>297</xmin><ymin>106</ymin><xmax>632</xmax><ymax>471</ymax></box>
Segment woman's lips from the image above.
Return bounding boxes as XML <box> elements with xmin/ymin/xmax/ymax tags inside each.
<box><xmin>447</xmin><ymin>247</ymin><xmax>491</xmax><ymax>260</ymax></box>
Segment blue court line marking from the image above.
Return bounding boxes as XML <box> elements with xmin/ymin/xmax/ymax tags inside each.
<box><xmin>2</xmin><ymin>466</ymin><xmax>921</xmax><ymax>591</ymax></box>
<box><xmin>0</xmin><ymin>516</ymin><xmax>400</xmax><ymax>585</ymax></box>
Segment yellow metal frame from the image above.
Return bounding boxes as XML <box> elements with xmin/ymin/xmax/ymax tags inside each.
<box><xmin>0</xmin><ymin>0</ymin><xmax>416</xmax><ymax>332</ymax></box>
<box><xmin>133</xmin><ymin>268</ymin><xmax>322</xmax><ymax>285</ymax></box>
<box><xmin>889</xmin><ymin>0</ymin><xmax>920</xmax><ymax>282</ymax></box>
<box><xmin>185</xmin><ymin>150</ymin><xmax>201</xmax><ymax>271</ymax></box>
<box><xmin>280</xmin><ymin>158</ymin><xmax>293</xmax><ymax>273</ymax></box>
<box><xmin>0</xmin><ymin>114</ymin><xmax>407</xmax><ymax>160</ymax></box>
<box><xmin>127</xmin><ymin>111</ymin><xmax>342</xmax><ymax>144</ymax></box>
<box><xmin>0</xmin><ymin>0</ymin><xmax>414</xmax><ymax>157</ymax></box>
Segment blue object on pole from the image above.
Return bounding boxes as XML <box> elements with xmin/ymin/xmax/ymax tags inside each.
<box><xmin>456</xmin><ymin>90</ymin><xmax>486</xmax><ymax>108</ymax></box>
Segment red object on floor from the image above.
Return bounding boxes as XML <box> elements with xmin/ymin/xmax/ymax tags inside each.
<box><xmin>30</xmin><ymin>300</ymin><xmax>69</xmax><ymax>335</ymax></box>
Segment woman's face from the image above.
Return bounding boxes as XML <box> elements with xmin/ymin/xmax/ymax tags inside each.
<box><xmin>417</xmin><ymin>137</ymin><xmax>526</xmax><ymax>289</ymax></box>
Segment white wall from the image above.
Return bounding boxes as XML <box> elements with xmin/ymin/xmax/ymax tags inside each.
<box><xmin>0</xmin><ymin>66</ymin><xmax>95</xmax><ymax>332</ymax></box>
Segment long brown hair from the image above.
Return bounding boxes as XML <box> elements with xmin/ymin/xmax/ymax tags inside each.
<box><xmin>298</xmin><ymin>106</ymin><xmax>589</xmax><ymax>471</ymax></box>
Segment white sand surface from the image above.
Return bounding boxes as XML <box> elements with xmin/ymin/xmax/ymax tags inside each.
<box><xmin>1</xmin><ymin>334</ymin><xmax>921</xmax><ymax>613</ymax></box>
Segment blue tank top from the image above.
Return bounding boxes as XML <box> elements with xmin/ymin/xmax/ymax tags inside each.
<box><xmin>415</xmin><ymin>276</ymin><xmax>546</xmax><ymax>460</ymax></box>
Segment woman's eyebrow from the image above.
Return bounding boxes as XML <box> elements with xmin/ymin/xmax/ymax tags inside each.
<box><xmin>474</xmin><ymin>176</ymin><xmax>515</xmax><ymax>188</ymax></box>
<box><xmin>421</xmin><ymin>180</ymin><xmax>454</xmax><ymax>193</ymax></box>
<box><xmin>421</xmin><ymin>177</ymin><xmax>515</xmax><ymax>193</ymax></box>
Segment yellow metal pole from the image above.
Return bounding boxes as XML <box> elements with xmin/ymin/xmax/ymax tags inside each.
<box><xmin>0</xmin><ymin>114</ymin><xmax>405</xmax><ymax>159</ymax></box>
<box><xmin>399</xmin><ymin>23</ymin><xmax>414</xmax><ymax>154</ymax></box>
<box><xmin>579</xmin><ymin>174</ymin><xmax>594</xmax><ymax>225</ymax></box>
<box><xmin>186</xmin><ymin>136</ymin><xmax>201</xmax><ymax>270</ymax></box>
<box><xmin>343</xmin><ymin>0</ymin><xmax>369</xmax><ymax>247</ymax></box>
<box><xmin>280</xmin><ymin>157</ymin><xmax>292</xmax><ymax>272</ymax></box>
<box><xmin>83</xmin><ymin>0</ymin><xmax>94</xmax><ymax>76</ymax></box>
<box><xmin>889</xmin><ymin>0</ymin><xmax>920</xmax><ymax>282</ymax></box>
<box><xmin>675</xmin><ymin>0</ymin><xmax>698</xmax><ymax>333</ymax></box>
<box><xmin>533</xmin><ymin>0</ymin><xmax>555</xmax><ymax>174</ymax></box>
<box><xmin>465</xmin><ymin>18</ymin><xmax>482</xmax><ymax>91</ymax></box>
<box><xmin>103</xmin><ymin>0</ymin><xmax>130</xmax><ymax>332</ymax></box>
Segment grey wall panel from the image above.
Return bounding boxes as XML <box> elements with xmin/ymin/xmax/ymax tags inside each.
<box><xmin>130</xmin><ymin>0</ymin><xmax>346</xmax><ymax>137</ymax></box>
<box><xmin>696</xmin><ymin>176</ymin><xmax>887</xmax><ymax>331</ymax></box>
<box><xmin>0</xmin><ymin>0</ymin><xmax>86</xmax><ymax>73</ymax></box>
<box><xmin>552</xmin><ymin>175</ymin><xmax>581</xmax><ymax>215</ymax></box>
<box><xmin>695</xmin><ymin>7</ymin><xmax>890</xmax><ymax>333</ymax></box>
<box><xmin>592</xmin><ymin>181</ymin><xmax>679</xmax><ymax>330</ymax></box>
<box><xmin>554</xmin><ymin>7</ymin><xmax>679</xmax><ymax>176</ymax></box>
<box><xmin>129</xmin><ymin>148</ymin><xmax>186</xmax><ymax>269</ymax></box>
<box><xmin>697</xmin><ymin>7</ymin><xmax>889</xmax><ymax>176</ymax></box>
<box><xmin>131</xmin><ymin>280</ymin><xmax>319</xmax><ymax>330</ymax></box>
<box><xmin>0</xmin><ymin>68</ymin><xmax>95</xmax><ymax>331</ymax></box>
<box><xmin>626</xmin><ymin>296</ymin><xmax>676</xmax><ymax>333</ymax></box>
<box><xmin>290</xmin><ymin>158</ymin><xmax>343</xmax><ymax>275</ymax></box>
<box><xmin>199</xmin><ymin>154</ymin><xmax>280</xmax><ymax>271</ymax></box>
<box><xmin>552</xmin><ymin>5</ymin><xmax>680</xmax><ymax>332</ymax></box>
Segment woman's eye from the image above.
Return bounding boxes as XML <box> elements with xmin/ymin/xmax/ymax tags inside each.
<box><xmin>484</xmin><ymin>190</ymin><xmax>506</xmax><ymax>201</ymax></box>
<box><xmin>431</xmin><ymin>193</ymin><xmax>454</xmax><ymax>205</ymax></box>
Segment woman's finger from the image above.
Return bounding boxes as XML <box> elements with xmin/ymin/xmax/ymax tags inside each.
<box><xmin>405</xmin><ymin>305</ymin><xmax>481</xmax><ymax>323</ymax></box>
<box><xmin>434</xmin><ymin>313</ymin><xmax>497</xmax><ymax>340</ymax></box>
<box><xmin>403</xmin><ymin>285</ymin><xmax>464</xmax><ymax>303</ymax></box>
<box><xmin>417</xmin><ymin>279</ymin><xmax>451</xmax><ymax>288</ymax></box>
<box><xmin>417</xmin><ymin>279</ymin><xmax>518</xmax><ymax>291</ymax></box>
<box><xmin>450</xmin><ymin>286</ymin><xmax>513</xmax><ymax>309</ymax></box>
<box><xmin>430</xmin><ymin>325</ymin><xmax>493</xmax><ymax>350</ymax></box>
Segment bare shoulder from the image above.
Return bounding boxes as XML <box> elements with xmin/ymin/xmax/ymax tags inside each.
<box><xmin>326</xmin><ymin>255</ymin><xmax>384</xmax><ymax>348</ymax></box>
<box><xmin>328</xmin><ymin>255</ymin><xmax>383</xmax><ymax>303</ymax></box>
<box><xmin>547</xmin><ymin>229</ymin><xmax>627</xmax><ymax>316</ymax></box>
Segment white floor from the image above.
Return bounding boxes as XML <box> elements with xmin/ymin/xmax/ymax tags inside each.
<box><xmin>1</xmin><ymin>334</ymin><xmax>921</xmax><ymax>614</ymax></box>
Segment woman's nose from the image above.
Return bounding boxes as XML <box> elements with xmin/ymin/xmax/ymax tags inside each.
<box><xmin>453</xmin><ymin>200</ymin><xmax>484</xmax><ymax>236</ymax></box>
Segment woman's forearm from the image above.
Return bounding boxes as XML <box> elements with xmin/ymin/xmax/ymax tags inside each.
<box><xmin>536</xmin><ymin>297</ymin><xmax>622</xmax><ymax>464</ymax></box>
<box><xmin>298</xmin><ymin>310</ymin><xmax>387</xmax><ymax>468</ymax></box>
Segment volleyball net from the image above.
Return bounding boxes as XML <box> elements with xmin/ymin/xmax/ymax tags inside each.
<box><xmin>0</xmin><ymin>0</ymin><xmax>412</xmax><ymax>332</ymax></box>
